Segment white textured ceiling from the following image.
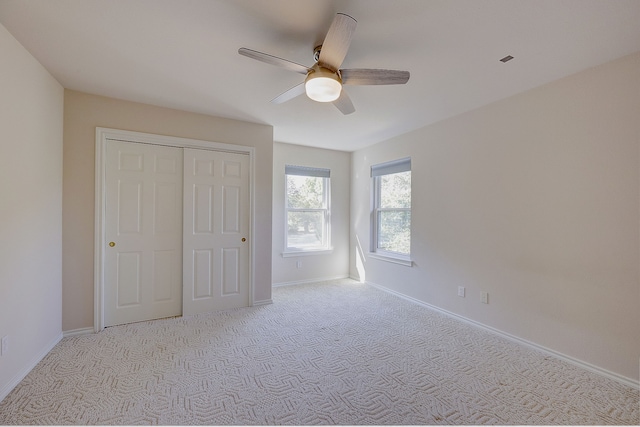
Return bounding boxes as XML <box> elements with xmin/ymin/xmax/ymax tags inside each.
<box><xmin>1</xmin><ymin>0</ymin><xmax>640</xmax><ymax>151</ymax></box>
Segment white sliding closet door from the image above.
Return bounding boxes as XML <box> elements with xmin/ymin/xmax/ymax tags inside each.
<box><xmin>183</xmin><ymin>149</ymin><xmax>250</xmax><ymax>315</ymax></box>
<box><xmin>104</xmin><ymin>141</ymin><xmax>183</xmax><ymax>327</ymax></box>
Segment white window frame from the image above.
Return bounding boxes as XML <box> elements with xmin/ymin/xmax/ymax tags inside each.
<box><xmin>370</xmin><ymin>157</ymin><xmax>412</xmax><ymax>266</ymax></box>
<box><xmin>283</xmin><ymin>165</ymin><xmax>332</xmax><ymax>256</ymax></box>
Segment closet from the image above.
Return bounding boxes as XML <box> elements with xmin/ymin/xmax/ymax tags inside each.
<box><xmin>96</xmin><ymin>130</ymin><xmax>251</xmax><ymax>328</ymax></box>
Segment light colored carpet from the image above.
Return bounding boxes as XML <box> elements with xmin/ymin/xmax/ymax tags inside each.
<box><xmin>0</xmin><ymin>279</ymin><xmax>638</xmax><ymax>425</ymax></box>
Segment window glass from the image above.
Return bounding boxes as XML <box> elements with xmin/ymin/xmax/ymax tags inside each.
<box><xmin>287</xmin><ymin>175</ymin><xmax>324</xmax><ymax>209</ymax></box>
<box><xmin>287</xmin><ymin>210</ymin><xmax>325</xmax><ymax>250</ymax></box>
<box><xmin>372</xmin><ymin>159</ymin><xmax>411</xmax><ymax>257</ymax></box>
<box><xmin>377</xmin><ymin>209</ymin><xmax>411</xmax><ymax>254</ymax></box>
<box><xmin>380</xmin><ymin>171</ymin><xmax>411</xmax><ymax>208</ymax></box>
<box><xmin>285</xmin><ymin>166</ymin><xmax>330</xmax><ymax>252</ymax></box>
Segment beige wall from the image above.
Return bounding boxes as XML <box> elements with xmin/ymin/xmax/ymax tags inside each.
<box><xmin>350</xmin><ymin>52</ymin><xmax>640</xmax><ymax>383</ymax></box>
<box><xmin>0</xmin><ymin>24</ymin><xmax>64</xmax><ymax>399</ymax></box>
<box><xmin>63</xmin><ymin>90</ymin><xmax>273</xmax><ymax>331</ymax></box>
<box><xmin>272</xmin><ymin>142</ymin><xmax>351</xmax><ymax>285</ymax></box>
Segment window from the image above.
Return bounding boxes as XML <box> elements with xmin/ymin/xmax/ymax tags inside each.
<box><xmin>285</xmin><ymin>165</ymin><xmax>331</xmax><ymax>253</ymax></box>
<box><xmin>371</xmin><ymin>158</ymin><xmax>411</xmax><ymax>263</ymax></box>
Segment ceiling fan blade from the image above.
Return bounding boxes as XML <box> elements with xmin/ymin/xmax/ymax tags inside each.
<box><xmin>332</xmin><ymin>90</ymin><xmax>355</xmax><ymax>115</ymax></box>
<box><xmin>318</xmin><ymin>13</ymin><xmax>357</xmax><ymax>72</ymax></box>
<box><xmin>238</xmin><ymin>48</ymin><xmax>311</xmax><ymax>75</ymax></box>
<box><xmin>341</xmin><ymin>68</ymin><xmax>410</xmax><ymax>85</ymax></box>
<box><xmin>271</xmin><ymin>83</ymin><xmax>306</xmax><ymax>104</ymax></box>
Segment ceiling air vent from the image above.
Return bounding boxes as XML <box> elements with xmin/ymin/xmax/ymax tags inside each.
<box><xmin>500</xmin><ymin>55</ymin><xmax>514</xmax><ymax>63</ymax></box>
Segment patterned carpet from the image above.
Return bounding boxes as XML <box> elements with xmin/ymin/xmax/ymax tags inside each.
<box><xmin>0</xmin><ymin>279</ymin><xmax>638</xmax><ymax>425</ymax></box>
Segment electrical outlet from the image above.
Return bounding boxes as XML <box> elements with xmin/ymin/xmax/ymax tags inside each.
<box><xmin>457</xmin><ymin>286</ymin><xmax>465</xmax><ymax>297</ymax></box>
<box><xmin>481</xmin><ymin>292</ymin><xmax>489</xmax><ymax>304</ymax></box>
<box><xmin>1</xmin><ymin>336</ymin><xmax>8</xmax><ymax>356</ymax></box>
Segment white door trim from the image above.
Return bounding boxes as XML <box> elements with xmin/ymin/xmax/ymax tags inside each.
<box><xmin>94</xmin><ymin>127</ymin><xmax>256</xmax><ymax>332</ymax></box>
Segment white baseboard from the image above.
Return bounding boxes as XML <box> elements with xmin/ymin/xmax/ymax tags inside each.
<box><xmin>366</xmin><ymin>280</ymin><xmax>640</xmax><ymax>391</ymax></box>
<box><xmin>252</xmin><ymin>299</ymin><xmax>273</xmax><ymax>306</ymax></box>
<box><xmin>272</xmin><ymin>275</ymin><xmax>349</xmax><ymax>288</ymax></box>
<box><xmin>0</xmin><ymin>332</ymin><xmax>63</xmax><ymax>402</ymax></box>
<box><xmin>63</xmin><ymin>327</ymin><xmax>94</xmax><ymax>338</ymax></box>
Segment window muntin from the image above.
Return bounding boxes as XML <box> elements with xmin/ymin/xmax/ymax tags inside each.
<box><xmin>372</xmin><ymin>158</ymin><xmax>411</xmax><ymax>258</ymax></box>
<box><xmin>285</xmin><ymin>165</ymin><xmax>330</xmax><ymax>252</ymax></box>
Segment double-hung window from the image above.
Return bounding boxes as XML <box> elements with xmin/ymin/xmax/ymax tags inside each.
<box><xmin>371</xmin><ymin>157</ymin><xmax>412</xmax><ymax>264</ymax></box>
<box><xmin>284</xmin><ymin>165</ymin><xmax>331</xmax><ymax>253</ymax></box>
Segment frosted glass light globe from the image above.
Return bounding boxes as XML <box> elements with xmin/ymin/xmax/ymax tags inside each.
<box><xmin>305</xmin><ymin>68</ymin><xmax>342</xmax><ymax>102</ymax></box>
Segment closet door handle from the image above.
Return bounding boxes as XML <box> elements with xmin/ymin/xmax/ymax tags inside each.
<box><xmin>109</xmin><ymin>242</ymin><xmax>116</xmax><ymax>247</ymax></box>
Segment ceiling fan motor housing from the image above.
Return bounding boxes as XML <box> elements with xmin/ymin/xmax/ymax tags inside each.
<box><xmin>313</xmin><ymin>45</ymin><xmax>323</xmax><ymax>63</ymax></box>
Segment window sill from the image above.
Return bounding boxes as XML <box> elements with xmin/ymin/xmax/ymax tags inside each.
<box><xmin>282</xmin><ymin>248</ymin><xmax>334</xmax><ymax>257</ymax></box>
<box><xmin>368</xmin><ymin>252</ymin><xmax>413</xmax><ymax>267</ymax></box>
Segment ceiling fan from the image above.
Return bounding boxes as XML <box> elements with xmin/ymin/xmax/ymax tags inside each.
<box><xmin>238</xmin><ymin>13</ymin><xmax>410</xmax><ymax>115</ymax></box>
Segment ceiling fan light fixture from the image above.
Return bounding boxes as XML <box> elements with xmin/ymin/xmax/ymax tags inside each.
<box><xmin>305</xmin><ymin>67</ymin><xmax>342</xmax><ymax>102</ymax></box>
<box><xmin>239</xmin><ymin>13</ymin><xmax>409</xmax><ymax>114</ymax></box>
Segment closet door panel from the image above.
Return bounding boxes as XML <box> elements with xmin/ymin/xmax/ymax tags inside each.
<box><xmin>104</xmin><ymin>141</ymin><xmax>183</xmax><ymax>326</ymax></box>
<box><xmin>183</xmin><ymin>149</ymin><xmax>250</xmax><ymax>315</ymax></box>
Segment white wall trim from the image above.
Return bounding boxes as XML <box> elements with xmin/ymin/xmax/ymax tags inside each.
<box><xmin>95</xmin><ymin>127</ymin><xmax>256</xmax><ymax>332</ymax></box>
<box><xmin>366</xmin><ymin>280</ymin><xmax>640</xmax><ymax>391</ymax></box>
<box><xmin>252</xmin><ymin>299</ymin><xmax>273</xmax><ymax>306</ymax></box>
<box><xmin>368</xmin><ymin>252</ymin><xmax>413</xmax><ymax>267</ymax></box>
<box><xmin>281</xmin><ymin>249</ymin><xmax>334</xmax><ymax>257</ymax></box>
<box><xmin>0</xmin><ymin>333</ymin><xmax>62</xmax><ymax>402</ymax></box>
<box><xmin>272</xmin><ymin>275</ymin><xmax>350</xmax><ymax>288</ymax></box>
<box><xmin>63</xmin><ymin>327</ymin><xmax>94</xmax><ymax>338</ymax></box>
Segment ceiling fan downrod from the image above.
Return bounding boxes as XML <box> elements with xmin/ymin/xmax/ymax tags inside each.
<box><xmin>313</xmin><ymin>45</ymin><xmax>322</xmax><ymax>63</ymax></box>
